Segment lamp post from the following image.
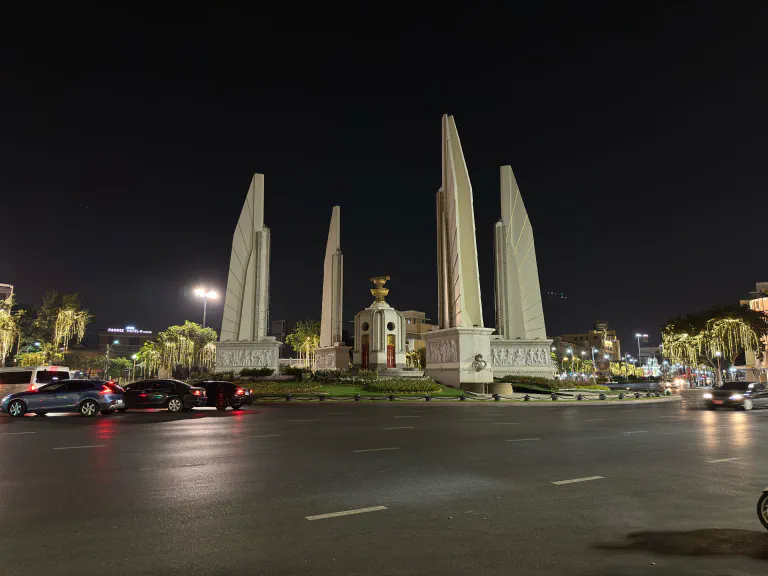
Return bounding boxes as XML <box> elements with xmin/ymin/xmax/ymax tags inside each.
<box><xmin>715</xmin><ymin>351</ymin><xmax>722</xmax><ymax>386</ymax></box>
<box><xmin>131</xmin><ymin>354</ymin><xmax>138</xmax><ymax>382</ymax></box>
<box><xmin>194</xmin><ymin>287</ymin><xmax>218</xmax><ymax>328</ymax></box>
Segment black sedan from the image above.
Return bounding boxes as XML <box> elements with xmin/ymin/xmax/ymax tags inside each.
<box><xmin>121</xmin><ymin>379</ymin><xmax>206</xmax><ymax>412</ymax></box>
<box><xmin>703</xmin><ymin>381</ymin><xmax>768</xmax><ymax>411</ymax></box>
<box><xmin>196</xmin><ymin>381</ymin><xmax>252</xmax><ymax>410</ymax></box>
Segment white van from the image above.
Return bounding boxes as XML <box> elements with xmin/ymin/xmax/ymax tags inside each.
<box><xmin>0</xmin><ymin>366</ymin><xmax>71</xmax><ymax>392</ymax></box>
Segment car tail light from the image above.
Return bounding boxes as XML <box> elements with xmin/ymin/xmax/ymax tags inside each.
<box><xmin>235</xmin><ymin>388</ymin><xmax>245</xmax><ymax>396</ymax></box>
<box><xmin>139</xmin><ymin>393</ymin><xmax>147</xmax><ymax>398</ymax></box>
<box><xmin>29</xmin><ymin>384</ymin><xmax>37</xmax><ymax>391</ymax></box>
<box><xmin>100</xmin><ymin>385</ymin><xmax>111</xmax><ymax>395</ymax></box>
<box><xmin>191</xmin><ymin>389</ymin><xmax>202</xmax><ymax>396</ymax></box>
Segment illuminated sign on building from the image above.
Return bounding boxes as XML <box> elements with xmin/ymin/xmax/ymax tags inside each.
<box><xmin>107</xmin><ymin>327</ymin><xmax>152</xmax><ymax>334</ymax></box>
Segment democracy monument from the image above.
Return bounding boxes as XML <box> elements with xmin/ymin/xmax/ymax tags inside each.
<box><xmin>214</xmin><ymin>115</ymin><xmax>553</xmax><ymax>388</ymax></box>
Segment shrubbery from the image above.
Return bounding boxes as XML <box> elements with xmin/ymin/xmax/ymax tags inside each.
<box><xmin>357</xmin><ymin>369</ymin><xmax>379</xmax><ymax>381</ymax></box>
<box><xmin>248</xmin><ymin>382</ymin><xmax>321</xmax><ymax>395</ymax></box>
<box><xmin>363</xmin><ymin>378</ymin><xmax>441</xmax><ymax>394</ymax></box>
<box><xmin>240</xmin><ymin>367</ymin><xmax>275</xmax><ymax>378</ymax></box>
<box><xmin>311</xmin><ymin>369</ymin><xmax>344</xmax><ymax>383</ymax></box>
<box><xmin>280</xmin><ymin>365</ymin><xmax>309</xmax><ymax>379</ymax></box>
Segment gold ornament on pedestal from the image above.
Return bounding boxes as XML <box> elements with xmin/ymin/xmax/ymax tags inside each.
<box><xmin>369</xmin><ymin>276</ymin><xmax>390</xmax><ymax>305</ymax></box>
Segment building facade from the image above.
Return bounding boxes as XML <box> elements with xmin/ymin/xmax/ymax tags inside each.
<box><xmin>741</xmin><ymin>282</ymin><xmax>768</xmax><ymax>381</ymax></box>
<box><xmin>97</xmin><ymin>326</ymin><xmax>154</xmax><ymax>358</ymax></box>
<box><xmin>0</xmin><ymin>283</ymin><xmax>13</xmax><ymax>302</ymax></box>
<box><xmin>400</xmin><ymin>310</ymin><xmax>438</xmax><ymax>352</ymax></box>
<box><xmin>553</xmin><ymin>321</ymin><xmax>622</xmax><ymax>362</ymax></box>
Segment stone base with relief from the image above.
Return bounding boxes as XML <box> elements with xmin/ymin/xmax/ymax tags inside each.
<box><xmin>315</xmin><ymin>345</ymin><xmax>352</xmax><ymax>371</ymax></box>
<box><xmin>214</xmin><ymin>338</ymin><xmax>282</xmax><ymax>373</ymax></box>
<box><xmin>488</xmin><ymin>338</ymin><xmax>554</xmax><ymax>393</ymax></box>
<box><xmin>423</xmin><ymin>327</ymin><xmax>494</xmax><ymax>392</ymax></box>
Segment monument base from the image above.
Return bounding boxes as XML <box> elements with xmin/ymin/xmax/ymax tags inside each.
<box><xmin>214</xmin><ymin>338</ymin><xmax>282</xmax><ymax>373</ymax></box>
<box><xmin>316</xmin><ymin>345</ymin><xmax>352</xmax><ymax>371</ymax></box>
<box><xmin>489</xmin><ymin>338</ymin><xmax>555</xmax><ymax>380</ymax></box>
<box><xmin>423</xmin><ymin>327</ymin><xmax>494</xmax><ymax>391</ymax></box>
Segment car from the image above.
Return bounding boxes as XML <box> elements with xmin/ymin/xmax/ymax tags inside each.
<box><xmin>0</xmin><ymin>380</ymin><xmax>124</xmax><ymax>417</ymax></box>
<box><xmin>703</xmin><ymin>381</ymin><xmax>768</xmax><ymax>411</ymax></box>
<box><xmin>196</xmin><ymin>381</ymin><xmax>252</xmax><ymax>410</ymax></box>
<box><xmin>121</xmin><ymin>379</ymin><xmax>206</xmax><ymax>412</ymax></box>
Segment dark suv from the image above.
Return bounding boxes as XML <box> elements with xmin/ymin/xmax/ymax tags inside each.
<box><xmin>704</xmin><ymin>381</ymin><xmax>768</xmax><ymax>411</ymax></box>
<box><xmin>122</xmin><ymin>379</ymin><xmax>206</xmax><ymax>412</ymax></box>
<box><xmin>196</xmin><ymin>381</ymin><xmax>252</xmax><ymax>410</ymax></box>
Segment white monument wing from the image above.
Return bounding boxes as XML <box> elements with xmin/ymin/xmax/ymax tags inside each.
<box><xmin>320</xmin><ymin>205</ymin><xmax>343</xmax><ymax>348</ymax></box>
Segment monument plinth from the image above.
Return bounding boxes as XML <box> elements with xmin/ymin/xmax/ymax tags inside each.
<box><xmin>351</xmin><ymin>277</ymin><xmax>409</xmax><ymax>373</ymax></box>
<box><xmin>424</xmin><ymin>115</ymin><xmax>493</xmax><ymax>391</ymax></box>
<box><xmin>215</xmin><ymin>173</ymin><xmax>282</xmax><ymax>372</ymax></box>
<box><xmin>316</xmin><ymin>206</ymin><xmax>351</xmax><ymax>370</ymax></box>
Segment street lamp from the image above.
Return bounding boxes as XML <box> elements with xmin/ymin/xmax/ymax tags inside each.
<box><xmin>715</xmin><ymin>351</ymin><xmax>722</xmax><ymax>386</ymax></box>
<box><xmin>131</xmin><ymin>354</ymin><xmax>138</xmax><ymax>381</ymax></box>
<box><xmin>194</xmin><ymin>287</ymin><xmax>219</xmax><ymax>328</ymax></box>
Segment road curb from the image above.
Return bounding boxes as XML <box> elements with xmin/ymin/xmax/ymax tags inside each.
<box><xmin>252</xmin><ymin>397</ymin><xmax>683</xmax><ymax>406</ymax></box>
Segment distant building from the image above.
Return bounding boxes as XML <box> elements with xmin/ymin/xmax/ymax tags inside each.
<box><xmin>97</xmin><ymin>326</ymin><xmax>154</xmax><ymax>358</ymax></box>
<box><xmin>740</xmin><ymin>282</ymin><xmax>768</xmax><ymax>381</ymax></box>
<box><xmin>0</xmin><ymin>283</ymin><xmax>13</xmax><ymax>302</ymax></box>
<box><xmin>554</xmin><ymin>321</ymin><xmax>622</xmax><ymax>362</ymax></box>
<box><xmin>639</xmin><ymin>346</ymin><xmax>662</xmax><ymax>365</ymax></box>
<box><xmin>400</xmin><ymin>310</ymin><xmax>438</xmax><ymax>351</ymax></box>
<box><xmin>268</xmin><ymin>320</ymin><xmax>288</xmax><ymax>357</ymax></box>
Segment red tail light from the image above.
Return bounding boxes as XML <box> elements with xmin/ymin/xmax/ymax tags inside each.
<box><xmin>191</xmin><ymin>389</ymin><xmax>202</xmax><ymax>396</ymax></box>
<box><xmin>139</xmin><ymin>393</ymin><xmax>147</xmax><ymax>398</ymax></box>
<box><xmin>29</xmin><ymin>384</ymin><xmax>37</xmax><ymax>392</ymax></box>
<box><xmin>100</xmin><ymin>385</ymin><xmax>111</xmax><ymax>395</ymax></box>
<box><xmin>235</xmin><ymin>388</ymin><xmax>245</xmax><ymax>396</ymax></box>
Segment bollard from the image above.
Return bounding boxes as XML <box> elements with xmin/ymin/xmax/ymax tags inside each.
<box><xmin>576</xmin><ymin>394</ymin><xmax>583</xmax><ymax>401</ymax></box>
<box><xmin>618</xmin><ymin>392</ymin><xmax>624</xmax><ymax>400</ymax></box>
<box><xmin>354</xmin><ymin>394</ymin><xmax>361</xmax><ymax>401</ymax></box>
<box><xmin>634</xmin><ymin>392</ymin><xmax>641</xmax><ymax>399</ymax></box>
<box><xmin>654</xmin><ymin>391</ymin><xmax>660</xmax><ymax>397</ymax></box>
<box><xmin>524</xmin><ymin>394</ymin><xmax>530</xmax><ymax>401</ymax></box>
<box><xmin>646</xmin><ymin>392</ymin><xmax>651</xmax><ymax>398</ymax></box>
<box><xmin>319</xmin><ymin>395</ymin><xmax>325</xmax><ymax>401</ymax></box>
<box><xmin>493</xmin><ymin>393</ymin><xmax>501</xmax><ymax>402</ymax></box>
<box><xmin>551</xmin><ymin>393</ymin><xmax>558</xmax><ymax>401</ymax></box>
<box><xmin>459</xmin><ymin>394</ymin><xmax>466</xmax><ymax>401</ymax></box>
<box><xmin>425</xmin><ymin>394</ymin><xmax>431</xmax><ymax>402</ymax></box>
<box><xmin>285</xmin><ymin>393</ymin><xmax>292</xmax><ymax>402</ymax></box>
<box><xmin>388</xmin><ymin>395</ymin><xmax>395</xmax><ymax>401</ymax></box>
<box><xmin>599</xmin><ymin>393</ymin><xmax>606</xmax><ymax>400</ymax></box>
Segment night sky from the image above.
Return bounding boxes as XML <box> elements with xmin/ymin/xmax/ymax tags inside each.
<box><xmin>2</xmin><ymin>4</ymin><xmax>766</xmax><ymax>352</ymax></box>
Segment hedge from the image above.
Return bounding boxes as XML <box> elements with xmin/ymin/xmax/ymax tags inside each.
<box><xmin>363</xmin><ymin>378</ymin><xmax>441</xmax><ymax>394</ymax></box>
<box><xmin>245</xmin><ymin>382</ymin><xmax>322</xmax><ymax>395</ymax></box>
<box><xmin>311</xmin><ymin>369</ymin><xmax>344</xmax><ymax>383</ymax></box>
<box><xmin>240</xmin><ymin>367</ymin><xmax>275</xmax><ymax>378</ymax></box>
<box><xmin>357</xmin><ymin>369</ymin><xmax>379</xmax><ymax>381</ymax></box>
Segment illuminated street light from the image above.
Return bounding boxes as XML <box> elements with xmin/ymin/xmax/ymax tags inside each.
<box><xmin>194</xmin><ymin>287</ymin><xmax>219</xmax><ymax>328</ymax></box>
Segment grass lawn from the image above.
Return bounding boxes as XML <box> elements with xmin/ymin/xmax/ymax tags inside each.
<box><xmin>319</xmin><ymin>385</ymin><xmax>465</xmax><ymax>398</ymax></box>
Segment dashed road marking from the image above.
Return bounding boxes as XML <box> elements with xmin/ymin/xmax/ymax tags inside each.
<box><xmin>288</xmin><ymin>419</ymin><xmax>320</xmax><ymax>422</ymax></box>
<box><xmin>552</xmin><ymin>476</ymin><xmax>604</xmax><ymax>485</ymax></box>
<box><xmin>53</xmin><ymin>445</ymin><xmax>105</xmax><ymax>450</ymax></box>
<box><xmin>706</xmin><ymin>457</ymin><xmax>742</xmax><ymax>463</ymax></box>
<box><xmin>0</xmin><ymin>431</ymin><xmax>37</xmax><ymax>435</ymax></box>
<box><xmin>323</xmin><ymin>412</ymin><xmax>351</xmax><ymax>415</ymax></box>
<box><xmin>353</xmin><ymin>447</ymin><xmax>401</xmax><ymax>453</ymax></box>
<box><xmin>306</xmin><ymin>506</ymin><xmax>387</xmax><ymax>521</ymax></box>
<box><xmin>584</xmin><ymin>418</ymin><xmax>605</xmax><ymax>422</ymax></box>
<box><xmin>385</xmin><ymin>426</ymin><xmax>414</xmax><ymax>430</ymax></box>
<box><xmin>244</xmin><ymin>434</ymin><xmax>281</xmax><ymax>438</ymax></box>
<box><xmin>493</xmin><ymin>422</ymin><xmax>520</xmax><ymax>425</ymax></box>
<box><xmin>505</xmin><ymin>438</ymin><xmax>541</xmax><ymax>442</ymax></box>
<box><xmin>624</xmin><ymin>431</ymin><xmax>649</xmax><ymax>434</ymax></box>
<box><xmin>393</xmin><ymin>416</ymin><xmax>419</xmax><ymax>419</ymax></box>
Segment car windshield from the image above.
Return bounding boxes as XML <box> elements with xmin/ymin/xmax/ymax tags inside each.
<box><xmin>718</xmin><ymin>382</ymin><xmax>750</xmax><ymax>391</ymax></box>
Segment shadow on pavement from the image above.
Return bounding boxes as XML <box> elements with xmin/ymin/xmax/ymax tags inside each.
<box><xmin>595</xmin><ymin>529</ymin><xmax>768</xmax><ymax>560</ymax></box>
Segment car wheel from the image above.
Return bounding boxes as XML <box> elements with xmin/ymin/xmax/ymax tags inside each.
<box><xmin>80</xmin><ymin>399</ymin><xmax>98</xmax><ymax>417</ymax></box>
<box><xmin>743</xmin><ymin>399</ymin><xmax>754</xmax><ymax>411</ymax></box>
<box><xmin>758</xmin><ymin>493</ymin><xmax>768</xmax><ymax>530</ymax></box>
<box><xmin>216</xmin><ymin>399</ymin><xmax>228</xmax><ymax>411</ymax></box>
<box><xmin>167</xmin><ymin>397</ymin><xmax>184</xmax><ymax>412</ymax></box>
<box><xmin>8</xmin><ymin>400</ymin><xmax>26</xmax><ymax>417</ymax></box>
<box><xmin>231</xmin><ymin>403</ymin><xmax>243</xmax><ymax>410</ymax></box>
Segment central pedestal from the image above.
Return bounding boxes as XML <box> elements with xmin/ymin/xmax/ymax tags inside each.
<box><xmin>423</xmin><ymin>327</ymin><xmax>494</xmax><ymax>392</ymax></box>
<box><xmin>316</xmin><ymin>345</ymin><xmax>352</xmax><ymax>371</ymax></box>
<box><xmin>214</xmin><ymin>338</ymin><xmax>282</xmax><ymax>372</ymax></box>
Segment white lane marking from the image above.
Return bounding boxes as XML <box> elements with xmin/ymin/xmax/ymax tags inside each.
<box><xmin>244</xmin><ymin>434</ymin><xmax>281</xmax><ymax>439</ymax></box>
<box><xmin>353</xmin><ymin>447</ymin><xmax>401</xmax><ymax>453</ymax></box>
<box><xmin>706</xmin><ymin>457</ymin><xmax>742</xmax><ymax>464</ymax></box>
<box><xmin>0</xmin><ymin>431</ymin><xmax>37</xmax><ymax>435</ymax></box>
<box><xmin>323</xmin><ymin>412</ymin><xmax>351</xmax><ymax>415</ymax></box>
<box><xmin>552</xmin><ymin>476</ymin><xmax>604</xmax><ymax>485</ymax></box>
<box><xmin>493</xmin><ymin>422</ymin><xmax>520</xmax><ymax>425</ymax></box>
<box><xmin>306</xmin><ymin>506</ymin><xmax>387</xmax><ymax>521</ymax></box>
<box><xmin>393</xmin><ymin>416</ymin><xmax>419</xmax><ymax>419</ymax></box>
<box><xmin>505</xmin><ymin>438</ymin><xmax>540</xmax><ymax>442</ymax></box>
<box><xmin>584</xmin><ymin>418</ymin><xmax>605</xmax><ymax>422</ymax></box>
<box><xmin>53</xmin><ymin>445</ymin><xmax>105</xmax><ymax>450</ymax></box>
<box><xmin>288</xmin><ymin>419</ymin><xmax>320</xmax><ymax>422</ymax></box>
<box><xmin>624</xmin><ymin>431</ymin><xmax>649</xmax><ymax>434</ymax></box>
<box><xmin>385</xmin><ymin>426</ymin><xmax>414</xmax><ymax>430</ymax></box>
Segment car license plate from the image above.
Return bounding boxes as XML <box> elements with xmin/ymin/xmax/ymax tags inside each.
<box><xmin>713</xmin><ymin>400</ymin><xmax>723</xmax><ymax>404</ymax></box>
<box><xmin>115</xmin><ymin>399</ymin><xmax>123</xmax><ymax>404</ymax></box>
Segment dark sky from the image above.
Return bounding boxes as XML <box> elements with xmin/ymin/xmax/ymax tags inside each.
<box><xmin>2</xmin><ymin>3</ymin><xmax>766</xmax><ymax>353</ymax></box>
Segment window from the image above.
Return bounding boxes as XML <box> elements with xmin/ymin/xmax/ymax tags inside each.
<box><xmin>36</xmin><ymin>370</ymin><xmax>70</xmax><ymax>384</ymax></box>
<box><xmin>0</xmin><ymin>371</ymin><xmax>33</xmax><ymax>385</ymax></box>
<box><xmin>125</xmin><ymin>381</ymin><xmax>149</xmax><ymax>391</ymax></box>
<box><xmin>153</xmin><ymin>381</ymin><xmax>175</xmax><ymax>391</ymax></box>
<box><xmin>64</xmin><ymin>382</ymin><xmax>94</xmax><ymax>392</ymax></box>
<box><xmin>38</xmin><ymin>382</ymin><xmax>66</xmax><ymax>393</ymax></box>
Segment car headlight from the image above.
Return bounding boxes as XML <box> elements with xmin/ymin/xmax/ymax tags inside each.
<box><xmin>702</xmin><ymin>393</ymin><xmax>713</xmax><ymax>399</ymax></box>
<box><xmin>729</xmin><ymin>394</ymin><xmax>743</xmax><ymax>400</ymax></box>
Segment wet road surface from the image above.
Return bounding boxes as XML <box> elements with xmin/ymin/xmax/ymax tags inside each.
<box><xmin>2</xmin><ymin>401</ymin><xmax>768</xmax><ymax>575</ymax></box>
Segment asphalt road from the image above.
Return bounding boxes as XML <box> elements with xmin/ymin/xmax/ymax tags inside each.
<box><xmin>2</xmin><ymin>401</ymin><xmax>768</xmax><ymax>576</ymax></box>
